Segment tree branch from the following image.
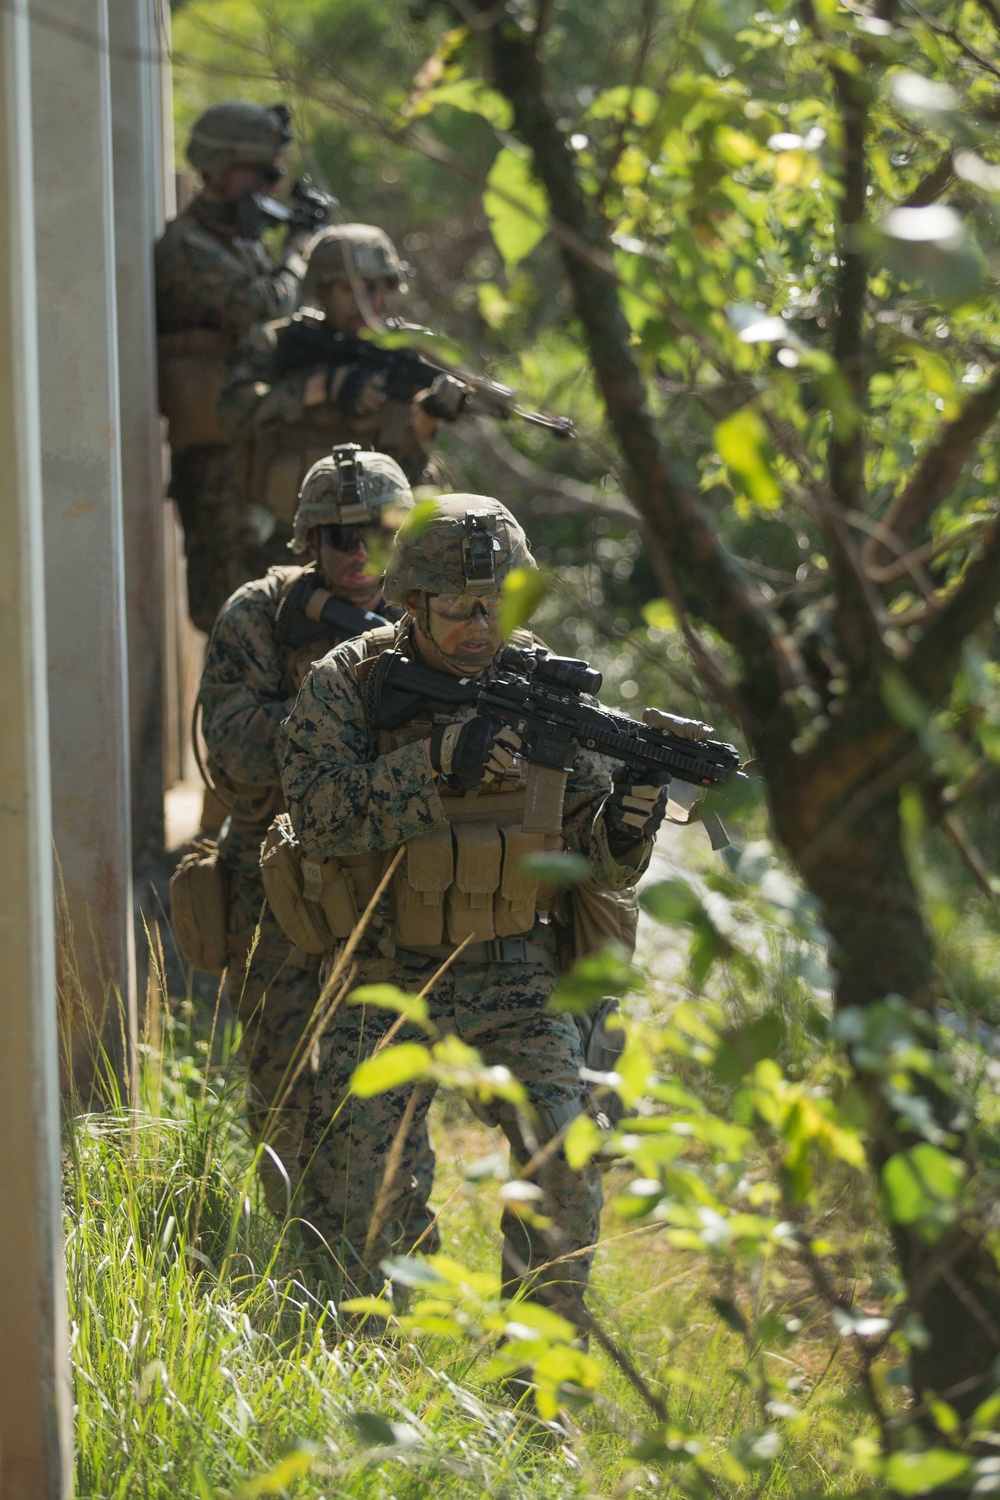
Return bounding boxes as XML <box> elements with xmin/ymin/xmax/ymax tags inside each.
<box><xmin>470</xmin><ymin>6</ymin><xmax>802</xmax><ymax>736</ymax></box>
<box><xmin>799</xmin><ymin>0</ymin><xmax>887</xmax><ymax>676</ymax></box>
<box><xmin>904</xmin><ymin>514</ymin><xmax>1000</xmax><ymax>701</ymax></box>
<box><xmin>865</xmin><ymin>365</ymin><xmax>1000</xmax><ymax>572</ymax></box>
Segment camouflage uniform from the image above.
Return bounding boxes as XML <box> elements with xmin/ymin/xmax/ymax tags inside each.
<box><xmin>282</xmin><ymin>616</ymin><xmax>652</xmax><ymax>1318</ymax></box>
<box><xmin>200</xmin><ymin>562</ymin><xmax>343</xmax><ymax>1213</ymax></box>
<box><xmin>200</xmin><ymin>447</ymin><xmax>432</xmax><ymax>1217</ymax></box>
<box><xmin>156</xmin><ymin>196</ymin><xmax>304</xmax><ymax>631</ymax></box>
<box><xmin>218</xmin><ymin>224</ymin><xmax>459</xmax><ymax>554</ymax></box>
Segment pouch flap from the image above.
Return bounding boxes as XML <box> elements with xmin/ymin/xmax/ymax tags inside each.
<box><xmin>404</xmin><ymin>823</ymin><xmax>454</xmax><ymax>893</ymax></box>
<box><xmin>499</xmin><ymin>826</ymin><xmax>546</xmax><ymax>901</ymax></box>
<box><xmin>454</xmin><ymin>823</ymin><xmax>502</xmax><ymax>897</ymax></box>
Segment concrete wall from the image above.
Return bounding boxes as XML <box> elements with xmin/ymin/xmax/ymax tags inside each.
<box><xmin>0</xmin><ymin>3</ymin><xmax>75</xmax><ymax>1492</ymax></box>
<box><xmin>33</xmin><ymin>0</ymin><xmax>137</xmax><ymax>1100</ymax></box>
<box><xmin>111</xmin><ymin>0</ymin><xmax>169</xmax><ymax>866</ymax></box>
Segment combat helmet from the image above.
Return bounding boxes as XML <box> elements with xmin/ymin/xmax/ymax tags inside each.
<box><xmin>290</xmin><ymin>445</ymin><xmax>413</xmax><ymax>553</ymax></box>
<box><xmin>302</xmin><ymin>224</ymin><xmax>405</xmax><ymax>301</ymax></box>
<box><xmin>187</xmin><ymin>100</ymin><xmax>292</xmax><ymax>179</ymax></box>
<box><xmin>383</xmin><ymin>495</ymin><xmax>534</xmax><ymax>606</ymax></box>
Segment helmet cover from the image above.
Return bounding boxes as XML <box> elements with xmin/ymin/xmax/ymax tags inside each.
<box><xmin>290</xmin><ymin>444</ymin><xmax>413</xmax><ymax>552</ymax></box>
<box><xmin>302</xmin><ymin>223</ymin><xmax>404</xmax><ymax>302</ymax></box>
<box><xmin>187</xmin><ymin>100</ymin><xmax>292</xmax><ymax>178</ymax></box>
<box><xmin>382</xmin><ymin>494</ymin><xmax>534</xmax><ymax>606</ymax></box>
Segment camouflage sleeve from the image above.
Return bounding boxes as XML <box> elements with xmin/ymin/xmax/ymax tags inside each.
<box><xmin>200</xmin><ymin>578</ymin><xmax>288</xmax><ymax>787</ymax></box>
<box><xmin>174</xmin><ymin>223</ymin><xmax>299</xmax><ymax>338</ymax></box>
<box><xmin>217</xmin><ymin>321</ymin><xmax>312</xmax><ymax>439</ymax></box>
<box><xmin>561</xmin><ymin>747</ymin><xmax>653</xmax><ymax>890</ymax></box>
<box><xmin>281</xmin><ymin>644</ymin><xmax>449</xmax><ymax>857</ymax></box>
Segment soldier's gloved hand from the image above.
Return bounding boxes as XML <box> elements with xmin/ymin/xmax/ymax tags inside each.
<box><xmin>481</xmin><ymin>726</ymin><xmax>522</xmax><ymax>783</ymax></box>
<box><xmin>428</xmin><ymin>716</ymin><xmax>500</xmax><ymax>791</ymax></box>
<box><xmin>605</xmin><ymin>768</ymin><xmax>670</xmax><ymax>851</ymax></box>
<box><xmin>417</xmin><ymin>373</ymin><xmax>470</xmax><ymax>422</ymax></box>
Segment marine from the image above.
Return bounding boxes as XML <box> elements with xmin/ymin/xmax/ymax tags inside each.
<box><xmin>198</xmin><ymin>445</ymin><xmax>414</xmax><ymax>1214</ymax></box>
<box><xmin>279</xmin><ymin>496</ymin><xmax>671</xmax><ymax>1325</ymax></box>
<box><xmin>218</xmin><ymin>222</ymin><xmax>477</xmax><ymax>552</ymax></box>
<box><xmin>156</xmin><ymin>100</ymin><xmax>319</xmax><ymax>631</ymax></box>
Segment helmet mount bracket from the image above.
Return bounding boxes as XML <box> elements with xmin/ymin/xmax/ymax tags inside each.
<box><xmin>333</xmin><ymin>443</ymin><xmax>370</xmax><ymax>524</ymax></box>
<box><xmin>462</xmin><ymin>511</ymin><xmax>501</xmax><ymax>596</ymax></box>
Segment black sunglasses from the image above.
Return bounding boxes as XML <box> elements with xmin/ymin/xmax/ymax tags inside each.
<box><xmin>318</xmin><ymin>523</ymin><xmax>374</xmax><ymax>552</ymax></box>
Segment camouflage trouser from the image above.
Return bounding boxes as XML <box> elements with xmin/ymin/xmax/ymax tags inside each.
<box><xmin>226</xmin><ymin>860</ymin><xmax>323</xmax><ymax>1217</ymax></box>
<box><xmin>225</xmin><ymin>862</ymin><xmax>436</xmax><ymax>1221</ymax></box>
<box><xmin>170</xmin><ymin>446</ymin><xmax>304</xmax><ymax>632</ymax></box>
<box><xmin>170</xmin><ymin>445</ymin><xmax>246</xmax><ymax>633</ymax></box>
<box><xmin>299</xmin><ymin>951</ymin><xmax>603</xmax><ymax>1326</ymax></box>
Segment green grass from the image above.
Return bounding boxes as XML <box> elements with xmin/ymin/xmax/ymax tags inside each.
<box><xmin>66</xmin><ymin>919</ymin><xmax>877</xmax><ymax>1500</ymax></box>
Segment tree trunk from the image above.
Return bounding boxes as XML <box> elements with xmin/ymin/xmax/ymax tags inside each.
<box><xmin>779</xmin><ymin>784</ymin><xmax>1000</xmax><ymax>1416</ymax></box>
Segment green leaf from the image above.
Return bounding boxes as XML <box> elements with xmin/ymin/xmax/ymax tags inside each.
<box><xmin>713</xmin><ymin>1012</ymin><xmax>786</xmax><ymax>1084</ymax></box>
<box><xmin>233</xmin><ymin>1445</ymin><xmax>318</xmax><ymax>1496</ymax></box>
<box><xmin>641</xmin><ymin>597</ymin><xmax>678</xmax><ymax>631</ymax></box>
<box><xmin>483</xmin><ymin>147</ymin><xmax>549</xmax><ymax>268</ymax></box>
<box><xmin>565</xmin><ymin>1113</ymin><xmax>603</xmax><ymax>1169</ymax></box>
<box><xmin>711</xmin><ymin>1295</ymin><xmax>749</xmax><ymax>1334</ymax></box>
<box><xmin>476</xmin><ymin>281</ymin><xmax>515</xmax><ymax>330</ymax></box>
<box><xmin>518</xmin><ymin>850</ymin><xmax>590</xmax><ymax>887</ymax></box>
<box><xmin>884</xmin><ymin>1449</ymin><xmax>970</xmax><ymax>1496</ymax></box>
<box><xmin>351</xmin><ymin>1411</ymin><xmax>399</xmax><ymax>1448</ymax></box>
<box><xmin>499</xmin><ymin>565</ymin><xmax>547</xmax><ymax>637</ymax></box>
<box><xmin>397</xmin><ymin>498</ymin><xmax>440</xmax><ymax>542</ymax></box>
<box><xmin>714</xmin><ymin>407</ymin><xmax>781</xmax><ymax>512</ymax></box>
<box><xmin>882</xmin><ymin>1143</ymin><xmax>966</xmax><ymax>1237</ymax></box>
<box><xmin>338</xmin><ymin>1296</ymin><xmax>394</xmax><ymax>1320</ymax></box>
<box><xmin>348</xmin><ymin>984</ymin><xmax>430</xmax><ymax>1029</ymax></box>
<box><xmin>873</xmin><ymin>206</ymin><xmax>984</xmax><ymax>306</ymax></box>
<box><xmin>548</xmin><ymin>943</ymin><xmax>637</xmax><ymax>1014</ymax></box>
<box><xmin>379</xmin><ymin>1254</ymin><xmax>446</xmax><ymax>1287</ymax></box>
<box><xmin>351</xmin><ymin>1042</ymin><xmax>432</xmax><ymax>1097</ymax></box>
<box><xmin>640</xmin><ymin>877</ymin><xmax>706</xmax><ymax>926</ymax></box>
<box><xmin>417</xmin><ymin>78</ymin><xmax>513</xmax><ymax>130</ymax></box>
<box><xmin>587</xmin><ymin>84</ymin><xmax>660</xmax><ymax>125</ymax></box>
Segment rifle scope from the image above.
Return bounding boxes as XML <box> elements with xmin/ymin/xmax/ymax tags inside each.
<box><xmin>502</xmin><ymin>647</ymin><xmax>602</xmax><ymax>696</ymax></box>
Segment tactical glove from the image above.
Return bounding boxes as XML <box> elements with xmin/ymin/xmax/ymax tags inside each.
<box><xmin>428</xmin><ymin>715</ymin><xmax>501</xmax><ymax>791</ymax></box>
<box><xmin>481</xmin><ymin>726</ymin><xmax>522</xmax><ymax>782</ymax></box>
<box><xmin>417</xmin><ymin>373</ymin><xmax>470</xmax><ymax>422</ymax></box>
<box><xmin>605</xmin><ymin>767</ymin><xmax>670</xmax><ymax>851</ymax></box>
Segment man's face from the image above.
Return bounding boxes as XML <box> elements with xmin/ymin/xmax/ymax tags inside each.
<box><xmin>409</xmin><ymin>592</ymin><xmax>503</xmax><ymax>676</ymax></box>
<box><xmin>318</xmin><ymin>279</ymin><xmax>387</xmax><ymax>335</ymax></box>
<box><xmin>309</xmin><ymin>523</ymin><xmax>392</xmax><ymax>606</ymax></box>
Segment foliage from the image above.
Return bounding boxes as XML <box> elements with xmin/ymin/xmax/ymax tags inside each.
<box><xmin>163</xmin><ymin>0</ymin><xmax>1000</xmax><ymax>1475</ymax></box>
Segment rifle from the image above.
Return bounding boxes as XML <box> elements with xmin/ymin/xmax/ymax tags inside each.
<box><xmin>274</xmin><ymin>573</ymin><xmax>400</xmax><ymax>650</ymax></box>
<box><xmin>372</xmin><ymin>644</ymin><xmax>740</xmax><ymax>834</ymax></box>
<box><xmin>247</xmin><ymin>178</ymin><xmax>339</xmax><ymax>236</ymax></box>
<box><xmin>273</xmin><ymin>314</ymin><xmax>575</xmax><ymax>438</ymax></box>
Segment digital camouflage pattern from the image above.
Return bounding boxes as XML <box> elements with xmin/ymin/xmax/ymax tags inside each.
<box><xmin>300</xmin><ymin>950</ymin><xmax>601</xmax><ymax>1311</ymax></box>
<box><xmin>300</xmin><ymin>223</ymin><xmax>404</xmax><ymax>301</ymax></box>
<box><xmin>282</xmin><ymin>620</ymin><xmax>653</xmax><ymax>1315</ymax></box>
<box><xmin>201</xmin><ymin>564</ymin><xmax>341</xmax><ymax>1213</ymax></box>
<box><xmin>156</xmin><ymin>196</ymin><xmax>305</xmax><ymax>630</ymax></box>
<box><xmin>169</xmin><ymin>447</ymin><xmax>251</xmax><ymax>633</ymax></box>
<box><xmin>289</xmin><ymin>447</ymin><xmax>412</xmax><ymax>553</ymax></box>
<box><xmin>383</xmin><ymin>493</ymin><xmax>534</xmax><ymax>605</ymax></box>
<box><xmin>218</xmin><ymin>309</ymin><xmax>436</xmax><ymax>492</ymax></box>
<box><xmin>202</xmin><ymin>564</ymin><xmax>435</xmax><ymax>1216</ymax></box>
<box><xmin>155</xmin><ymin>197</ymin><xmax>302</xmax><ymax>343</ymax></box>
